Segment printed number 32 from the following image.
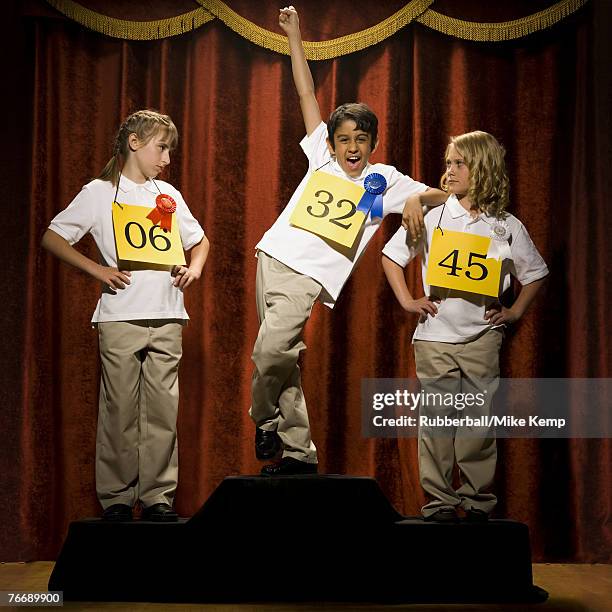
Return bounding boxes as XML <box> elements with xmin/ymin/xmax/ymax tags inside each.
<box><xmin>438</xmin><ymin>250</ymin><xmax>488</xmax><ymax>281</ymax></box>
<box><xmin>307</xmin><ymin>189</ymin><xmax>356</xmax><ymax>230</ymax></box>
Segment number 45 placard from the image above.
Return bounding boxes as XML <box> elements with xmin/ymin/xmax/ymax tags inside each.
<box><xmin>112</xmin><ymin>203</ymin><xmax>186</xmax><ymax>266</ymax></box>
<box><xmin>426</xmin><ymin>228</ymin><xmax>502</xmax><ymax>297</ymax></box>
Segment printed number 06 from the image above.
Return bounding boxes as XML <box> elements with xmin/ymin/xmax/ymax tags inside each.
<box><xmin>125</xmin><ymin>222</ymin><xmax>171</xmax><ymax>252</ymax></box>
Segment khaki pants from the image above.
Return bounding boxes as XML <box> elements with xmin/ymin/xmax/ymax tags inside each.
<box><xmin>249</xmin><ymin>252</ymin><xmax>321</xmax><ymax>463</ymax></box>
<box><xmin>414</xmin><ymin>329</ymin><xmax>503</xmax><ymax>517</ymax></box>
<box><xmin>96</xmin><ymin>320</ymin><xmax>183</xmax><ymax>509</ymax></box>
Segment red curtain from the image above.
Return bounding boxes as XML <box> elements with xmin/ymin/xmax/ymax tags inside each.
<box><xmin>2</xmin><ymin>0</ymin><xmax>610</xmax><ymax>562</ymax></box>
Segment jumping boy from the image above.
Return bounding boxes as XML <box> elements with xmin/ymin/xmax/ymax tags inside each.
<box><xmin>251</xmin><ymin>6</ymin><xmax>447</xmax><ymax>475</ymax></box>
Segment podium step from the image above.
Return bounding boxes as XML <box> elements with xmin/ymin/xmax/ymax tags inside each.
<box><xmin>49</xmin><ymin>475</ymin><xmax>546</xmax><ymax>603</ymax></box>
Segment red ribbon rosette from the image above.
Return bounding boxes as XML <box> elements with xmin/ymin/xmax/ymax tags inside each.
<box><xmin>147</xmin><ymin>194</ymin><xmax>177</xmax><ymax>231</ymax></box>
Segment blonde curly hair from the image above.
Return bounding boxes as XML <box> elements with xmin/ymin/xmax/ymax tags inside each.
<box><xmin>97</xmin><ymin>109</ymin><xmax>178</xmax><ymax>186</ymax></box>
<box><xmin>440</xmin><ymin>131</ymin><xmax>509</xmax><ymax>219</ymax></box>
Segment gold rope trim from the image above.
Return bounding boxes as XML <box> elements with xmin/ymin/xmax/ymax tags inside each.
<box><xmin>45</xmin><ymin>0</ymin><xmax>588</xmax><ymax>46</ymax></box>
<box><xmin>197</xmin><ymin>0</ymin><xmax>433</xmax><ymax>60</ymax></box>
<box><xmin>45</xmin><ymin>0</ymin><xmax>214</xmax><ymax>40</ymax></box>
<box><xmin>416</xmin><ymin>0</ymin><xmax>588</xmax><ymax>42</ymax></box>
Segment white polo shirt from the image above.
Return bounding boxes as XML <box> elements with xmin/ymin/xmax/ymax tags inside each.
<box><xmin>382</xmin><ymin>194</ymin><xmax>549</xmax><ymax>342</ymax></box>
<box><xmin>48</xmin><ymin>175</ymin><xmax>205</xmax><ymax>323</ymax></box>
<box><xmin>256</xmin><ymin>121</ymin><xmax>428</xmax><ymax>308</ymax></box>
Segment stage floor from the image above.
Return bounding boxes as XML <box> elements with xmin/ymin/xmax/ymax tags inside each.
<box><xmin>0</xmin><ymin>562</ymin><xmax>610</xmax><ymax>611</ymax></box>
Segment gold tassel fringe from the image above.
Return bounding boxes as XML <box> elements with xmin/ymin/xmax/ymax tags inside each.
<box><xmin>416</xmin><ymin>0</ymin><xmax>588</xmax><ymax>42</ymax></box>
<box><xmin>45</xmin><ymin>0</ymin><xmax>214</xmax><ymax>40</ymax></box>
<box><xmin>198</xmin><ymin>0</ymin><xmax>433</xmax><ymax>60</ymax></box>
<box><xmin>44</xmin><ymin>0</ymin><xmax>589</xmax><ymax>47</ymax></box>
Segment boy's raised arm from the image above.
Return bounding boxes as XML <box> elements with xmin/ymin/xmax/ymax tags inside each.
<box><xmin>279</xmin><ymin>6</ymin><xmax>322</xmax><ymax>135</ymax></box>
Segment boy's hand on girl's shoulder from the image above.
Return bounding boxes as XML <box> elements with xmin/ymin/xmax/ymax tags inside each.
<box><xmin>171</xmin><ymin>265</ymin><xmax>200</xmax><ymax>290</ymax></box>
<box><xmin>279</xmin><ymin>5</ymin><xmax>299</xmax><ymax>35</ymax></box>
<box><xmin>95</xmin><ymin>265</ymin><xmax>131</xmax><ymax>291</ymax></box>
<box><xmin>484</xmin><ymin>304</ymin><xmax>520</xmax><ymax>325</ymax></box>
<box><xmin>404</xmin><ymin>296</ymin><xmax>440</xmax><ymax>319</ymax></box>
<box><xmin>402</xmin><ymin>195</ymin><xmax>425</xmax><ymax>241</ymax></box>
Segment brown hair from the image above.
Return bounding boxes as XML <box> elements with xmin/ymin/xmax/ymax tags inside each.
<box><xmin>440</xmin><ymin>131</ymin><xmax>510</xmax><ymax>218</ymax></box>
<box><xmin>97</xmin><ymin>110</ymin><xmax>178</xmax><ymax>186</ymax></box>
<box><xmin>327</xmin><ymin>103</ymin><xmax>378</xmax><ymax>149</ymax></box>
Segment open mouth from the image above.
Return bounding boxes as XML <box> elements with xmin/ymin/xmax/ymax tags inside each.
<box><xmin>346</xmin><ymin>156</ymin><xmax>361</xmax><ymax>172</ymax></box>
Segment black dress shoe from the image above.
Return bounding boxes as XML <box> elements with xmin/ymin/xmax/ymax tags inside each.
<box><xmin>465</xmin><ymin>508</ymin><xmax>489</xmax><ymax>522</ymax></box>
<box><xmin>102</xmin><ymin>503</ymin><xmax>133</xmax><ymax>521</ymax></box>
<box><xmin>423</xmin><ymin>507</ymin><xmax>458</xmax><ymax>523</ymax></box>
<box><xmin>141</xmin><ymin>503</ymin><xmax>178</xmax><ymax>522</ymax></box>
<box><xmin>261</xmin><ymin>456</ymin><xmax>318</xmax><ymax>476</ymax></box>
<box><xmin>255</xmin><ymin>427</ymin><xmax>281</xmax><ymax>460</ymax></box>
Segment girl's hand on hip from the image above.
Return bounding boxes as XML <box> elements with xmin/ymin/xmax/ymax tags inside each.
<box><xmin>171</xmin><ymin>265</ymin><xmax>200</xmax><ymax>290</ymax></box>
<box><xmin>485</xmin><ymin>304</ymin><xmax>519</xmax><ymax>325</ymax></box>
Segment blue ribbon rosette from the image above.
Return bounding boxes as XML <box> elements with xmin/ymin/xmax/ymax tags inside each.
<box><xmin>356</xmin><ymin>173</ymin><xmax>387</xmax><ymax>219</ymax></box>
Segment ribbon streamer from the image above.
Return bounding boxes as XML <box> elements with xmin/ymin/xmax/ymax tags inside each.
<box><xmin>356</xmin><ymin>173</ymin><xmax>387</xmax><ymax>219</ymax></box>
<box><xmin>146</xmin><ymin>193</ymin><xmax>177</xmax><ymax>231</ymax></box>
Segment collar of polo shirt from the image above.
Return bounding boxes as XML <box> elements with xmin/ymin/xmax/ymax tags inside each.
<box><xmin>118</xmin><ymin>174</ymin><xmax>159</xmax><ymax>194</ymax></box>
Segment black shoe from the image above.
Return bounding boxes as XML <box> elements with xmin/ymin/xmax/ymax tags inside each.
<box><xmin>102</xmin><ymin>503</ymin><xmax>133</xmax><ymax>522</ymax></box>
<box><xmin>141</xmin><ymin>503</ymin><xmax>179</xmax><ymax>522</ymax></box>
<box><xmin>255</xmin><ymin>427</ymin><xmax>281</xmax><ymax>460</ymax></box>
<box><xmin>423</xmin><ymin>507</ymin><xmax>458</xmax><ymax>523</ymax></box>
<box><xmin>465</xmin><ymin>508</ymin><xmax>489</xmax><ymax>522</ymax></box>
<box><xmin>261</xmin><ymin>456</ymin><xmax>318</xmax><ymax>476</ymax></box>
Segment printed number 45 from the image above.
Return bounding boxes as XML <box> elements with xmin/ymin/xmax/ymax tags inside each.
<box><xmin>438</xmin><ymin>249</ymin><xmax>488</xmax><ymax>281</ymax></box>
<box><xmin>307</xmin><ymin>189</ymin><xmax>356</xmax><ymax>230</ymax></box>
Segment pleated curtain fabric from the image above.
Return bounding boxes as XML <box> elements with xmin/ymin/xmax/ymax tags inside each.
<box><xmin>1</xmin><ymin>0</ymin><xmax>609</xmax><ymax>563</ymax></box>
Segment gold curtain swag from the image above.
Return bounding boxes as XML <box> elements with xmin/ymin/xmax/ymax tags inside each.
<box><xmin>45</xmin><ymin>0</ymin><xmax>589</xmax><ymax>49</ymax></box>
<box><xmin>417</xmin><ymin>0</ymin><xmax>588</xmax><ymax>42</ymax></box>
<box><xmin>198</xmin><ymin>0</ymin><xmax>432</xmax><ymax>59</ymax></box>
<box><xmin>45</xmin><ymin>0</ymin><xmax>214</xmax><ymax>40</ymax></box>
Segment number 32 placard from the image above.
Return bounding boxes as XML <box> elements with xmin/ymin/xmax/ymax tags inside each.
<box><xmin>112</xmin><ymin>202</ymin><xmax>186</xmax><ymax>266</ymax></box>
<box><xmin>289</xmin><ymin>171</ymin><xmax>367</xmax><ymax>248</ymax></box>
<box><xmin>426</xmin><ymin>228</ymin><xmax>502</xmax><ymax>297</ymax></box>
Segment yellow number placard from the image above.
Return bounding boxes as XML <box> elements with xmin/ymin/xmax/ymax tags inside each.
<box><xmin>112</xmin><ymin>203</ymin><xmax>186</xmax><ymax>266</ymax></box>
<box><xmin>289</xmin><ymin>171</ymin><xmax>367</xmax><ymax>248</ymax></box>
<box><xmin>426</xmin><ymin>228</ymin><xmax>502</xmax><ymax>297</ymax></box>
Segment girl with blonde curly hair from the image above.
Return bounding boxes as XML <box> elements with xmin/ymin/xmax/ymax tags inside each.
<box><xmin>440</xmin><ymin>130</ymin><xmax>509</xmax><ymax>219</ymax></box>
<box><xmin>381</xmin><ymin>130</ymin><xmax>548</xmax><ymax>523</ymax></box>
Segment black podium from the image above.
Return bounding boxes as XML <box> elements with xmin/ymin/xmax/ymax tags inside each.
<box><xmin>49</xmin><ymin>475</ymin><xmax>547</xmax><ymax>603</ymax></box>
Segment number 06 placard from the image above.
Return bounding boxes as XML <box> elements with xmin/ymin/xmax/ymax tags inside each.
<box><xmin>112</xmin><ymin>203</ymin><xmax>186</xmax><ymax>266</ymax></box>
<box><xmin>426</xmin><ymin>228</ymin><xmax>502</xmax><ymax>297</ymax></box>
